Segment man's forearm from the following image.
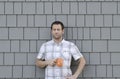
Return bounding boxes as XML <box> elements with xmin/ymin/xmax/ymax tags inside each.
<box><xmin>36</xmin><ymin>59</ymin><xmax>48</xmax><ymax>68</ymax></box>
<box><xmin>73</xmin><ymin>57</ymin><xmax>86</xmax><ymax>78</ymax></box>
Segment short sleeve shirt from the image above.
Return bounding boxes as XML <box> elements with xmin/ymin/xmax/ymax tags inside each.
<box><xmin>37</xmin><ymin>39</ymin><xmax>83</xmax><ymax>79</ymax></box>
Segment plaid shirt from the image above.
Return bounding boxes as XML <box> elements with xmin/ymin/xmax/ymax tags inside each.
<box><xmin>37</xmin><ymin>39</ymin><xmax>83</xmax><ymax>79</ymax></box>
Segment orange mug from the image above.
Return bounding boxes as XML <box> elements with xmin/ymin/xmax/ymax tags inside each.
<box><xmin>56</xmin><ymin>58</ymin><xmax>63</xmax><ymax>67</ymax></box>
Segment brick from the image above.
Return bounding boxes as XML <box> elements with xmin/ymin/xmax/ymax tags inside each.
<box><xmin>91</xmin><ymin>28</ymin><xmax>100</xmax><ymax>39</ymax></box>
<box><xmin>13</xmin><ymin>66</ymin><xmax>22</xmax><ymax>78</ymax></box>
<box><xmin>113</xmin><ymin>15</ymin><xmax>120</xmax><ymax>27</ymax></box>
<box><xmin>36</xmin><ymin>67</ymin><xmax>45</xmax><ymax>78</ymax></box>
<box><xmin>26</xmin><ymin>0</ymin><xmax>40</xmax><ymax>1</ymax></box>
<box><xmin>0</xmin><ymin>41</ymin><xmax>10</xmax><ymax>52</ymax></box>
<box><xmin>35</xmin><ymin>15</ymin><xmax>46</xmax><ymax>27</ymax></box>
<box><xmin>77</xmin><ymin>0</ymin><xmax>85</xmax><ymax>1</ymax></box>
<box><xmin>67</xmin><ymin>28</ymin><xmax>72</xmax><ymax>39</ymax></box>
<box><xmin>9</xmin><ymin>28</ymin><xmax>23</xmax><ymax>39</ymax></box>
<box><xmin>95</xmin><ymin>15</ymin><xmax>103</xmax><ymax>27</ymax></box>
<box><xmin>0</xmin><ymin>66</ymin><xmax>12</xmax><ymax>78</ymax></box>
<box><xmin>79</xmin><ymin>2</ymin><xmax>86</xmax><ymax>14</ymax></box>
<box><xmin>28</xmin><ymin>53</ymin><xmax>37</xmax><ymax>65</ymax></box>
<box><xmin>23</xmin><ymin>66</ymin><xmax>35</xmax><ymax>78</ymax></box>
<box><xmin>30</xmin><ymin>41</ymin><xmax>37</xmax><ymax>52</ymax></box>
<box><xmin>96</xmin><ymin>66</ymin><xmax>106</xmax><ymax>77</ymax></box>
<box><xmin>0</xmin><ymin>28</ymin><xmax>8</xmax><ymax>39</ymax></box>
<box><xmin>111</xmin><ymin>28</ymin><xmax>120</xmax><ymax>39</ymax></box>
<box><xmin>82</xmin><ymin>40</ymin><xmax>92</xmax><ymax>52</ymax></box>
<box><xmin>0</xmin><ymin>0</ymin><xmax>7</xmax><ymax>1</ymax></box>
<box><xmin>84</xmin><ymin>78</ymin><xmax>92</xmax><ymax>79</ymax></box>
<box><xmin>41</xmin><ymin>0</ymin><xmax>48</xmax><ymax>1</ymax></box>
<box><xmin>93</xmin><ymin>40</ymin><xmax>107</xmax><ymax>52</ymax></box>
<box><xmin>78</xmin><ymin>28</ymin><xmax>83</xmax><ymax>39</ymax></box>
<box><xmin>101</xmin><ymin>53</ymin><xmax>110</xmax><ymax>64</ymax></box>
<box><xmin>0</xmin><ymin>3</ymin><xmax>4</xmax><ymax>14</ymax></box>
<box><xmin>39</xmin><ymin>28</ymin><xmax>51</xmax><ymax>39</ymax></box>
<box><xmin>87</xmin><ymin>2</ymin><xmax>100</xmax><ymax>14</ymax></box>
<box><xmin>14</xmin><ymin>2</ymin><xmax>22</xmax><ymax>14</ymax></box>
<box><xmin>56</xmin><ymin>15</ymin><xmax>67</xmax><ymax>27</ymax></box>
<box><xmin>37</xmin><ymin>2</ymin><xmax>44</xmax><ymax>14</ymax></box>
<box><xmin>82</xmin><ymin>53</ymin><xmax>89</xmax><ymax>64</ymax></box>
<box><xmin>0</xmin><ymin>53</ymin><xmax>3</xmax><ymax>65</ymax></box>
<box><xmin>7</xmin><ymin>15</ymin><xmax>16</xmax><ymax>27</ymax></box>
<box><xmin>101</xmin><ymin>28</ymin><xmax>110</xmax><ymax>39</ymax></box>
<box><xmin>111</xmin><ymin>53</ymin><xmax>120</xmax><ymax>65</ymax></box>
<box><xmin>17</xmin><ymin>15</ymin><xmax>27</xmax><ymax>27</ymax></box>
<box><xmin>23</xmin><ymin>3</ymin><xmax>35</xmax><ymax>14</ymax></box>
<box><xmin>70</xmin><ymin>2</ymin><xmax>78</xmax><ymax>14</ymax></box>
<box><xmin>83</xmin><ymin>28</ymin><xmax>90</xmax><ymax>39</ymax></box>
<box><xmin>107</xmin><ymin>65</ymin><xmax>112</xmax><ymax>77</ymax></box>
<box><xmin>11</xmin><ymin>41</ymin><xmax>19</xmax><ymax>52</ymax></box>
<box><xmin>15</xmin><ymin>53</ymin><xmax>27</xmax><ymax>65</ymax></box>
<box><xmin>108</xmin><ymin>41</ymin><xmax>120</xmax><ymax>52</ymax></box>
<box><xmin>46</xmin><ymin>15</ymin><xmax>55</xmax><ymax>27</ymax></box>
<box><xmin>102</xmin><ymin>2</ymin><xmax>117</xmax><ymax>14</ymax></box>
<box><xmin>53</xmin><ymin>2</ymin><xmax>61</xmax><ymax>14</ymax></box>
<box><xmin>0</xmin><ymin>15</ymin><xmax>6</xmax><ymax>27</ymax></box>
<box><xmin>5</xmin><ymin>2</ymin><xmax>13</xmax><ymax>14</ymax></box>
<box><xmin>86</xmin><ymin>15</ymin><xmax>94</xmax><ymax>27</ymax></box>
<box><xmin>73</xmin><ymin>28</ymin><xmax>77</xmax><ymax>39</ymax></box>
<box><xmin>113</xmin><ymin>66</ymin><xmax>120</xmax><ymax>77</ymax></box>
<box><xmin>24</xmin><ymin>28</ymin><xmax>38</xmax><ymax>39</ymax></box>
<box><xmin>62</xmin><ymin>2</ymin><xmax>69</xmax><ymax>14</ymax></box>
<box><xmin>90</xmin><ymin>53</ymin><xmax>100</xmax><ymax>64</ymax></box>
<box><xmin>20</xmin><ymin>41</ymin><xmax>29</xmax><ymax>52</ymax></box>
<box><xmin>118</xmin><ymin>2</ymin><xmax>120</xmax><ymax>14</ymax></box>
<box><xmin>9</xmin><ymin>0</ymin><xmax>25</xmax><ymax>2</ymax></box>
<box><xmin>45</xmin><ymin>2</ymin><xmax>52</xmax><ymax>14</ymax></box>
<box><xmin>68</xmin><ymin>15</ymin><xmax>76</xmax><ymax>27</ymax></box>
<box><xmin>4</xmin><ymin>53</ymin><xmax>14</xmax><ymax>65</ymax></box>
<box><xmin>28</xmin><ymin>15</ymin><xmax>34</xmax><ymax>27</ymax></box>
<box><xmin>83</xmin><ymin>66</ymin><xmax>96</xmax><ymax>77</ymax></box>
<box><xmin>103</xmin><ymin>78</ymin><xmax>115</xmax><ymax>79</ymax></box>
<box><xmin>64</xmin><ymin>0</ymin><xmax>76</xmax><ymax>1</ymax></box>
<box><xmin>77</xmin><ymin>15</ymin><xmax>84</xmax><ymax>27</ymax></box>
<box><xmin>57</xmin><ymin>0</ymin><xmax>63</xmax><ymax>1</ymax></box>
<box><xmin>76</xmin><ymin>40</ymin><xmax>82</xmax><ymax>50</ymax></box>
<box><xmin>104</xmin><ymin>15</ymin><xmax>112</xmax><ymax>27</ymax></box>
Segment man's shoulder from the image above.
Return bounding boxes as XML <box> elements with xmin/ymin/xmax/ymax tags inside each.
<box><xmin>43</xmin><ymin>40</ymin><xmax>53</xmax><ymax>45</ymax></box>
<box><xmin>63</xmin><ymin>40</ymin><xmax>75</xmax><ymax>46</ymax></box>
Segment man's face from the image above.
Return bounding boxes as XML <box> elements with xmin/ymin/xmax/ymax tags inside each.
<box><xmin>51</xmin><ymin>24</ymin><xmax>64</xmax><ymax>39</ymax></box>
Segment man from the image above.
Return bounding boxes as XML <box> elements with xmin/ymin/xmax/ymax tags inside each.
<box><xmin>36</xmin><ymin>21</ymin><xmax>86</xmax><ymax>79</ymax></box>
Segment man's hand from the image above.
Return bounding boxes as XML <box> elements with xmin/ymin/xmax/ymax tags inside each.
<box><xmin>46</xmin><ymin>59</ymin><xmax>56</xmax><ymax>66</ymax></box>
<box><xmin>65</xmin><ymin>75</ymin><xmax>77</xmax><ymax>79</ymax></box>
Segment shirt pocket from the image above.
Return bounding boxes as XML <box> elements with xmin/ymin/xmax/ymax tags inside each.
<box><xmin>45</xmin><ymin>52</ymin><xmax>52</xmax><ymax>60</ymax></box>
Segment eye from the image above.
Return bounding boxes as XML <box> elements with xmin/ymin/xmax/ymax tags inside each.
<box><xmin>53</xmin><ymin>29</ymin><xmax>56</xmax><ymax>31</ymax></box>
<box><xmin>57</xmin><ymin>29</ymin><xmax>60</xmax><ymax>31</ymax></box>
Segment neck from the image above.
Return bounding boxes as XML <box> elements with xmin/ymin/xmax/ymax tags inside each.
<box><xmin>53</xmin><ymin>37</ymin><xmax>63</xmax><ymax>44</ymax></box>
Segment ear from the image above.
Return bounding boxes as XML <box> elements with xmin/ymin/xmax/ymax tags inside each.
<box><xmin>62</xmin><ymin>29</ymin><xmax>64</xmax><ymax>34</ymax></box>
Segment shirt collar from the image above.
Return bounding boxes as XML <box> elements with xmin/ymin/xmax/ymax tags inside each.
<box><xmin>52</xmin><ymin>38</ymin><xmax>65</xmax><ymax>45</ymax></box>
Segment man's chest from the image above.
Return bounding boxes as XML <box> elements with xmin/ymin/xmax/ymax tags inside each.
<box><xmin>45</xmin><ymin>45</ymin><xmax>71</xmax><ymax>60</ymax></box>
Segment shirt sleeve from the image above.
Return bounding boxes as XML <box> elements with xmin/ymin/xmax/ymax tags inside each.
<box><xmin>70</xmin><ymin>43</ymin><xmax>83</xmax><ymax>61</ymax></box>
<box><xmin>37</xmin><ymin>43</ymin><xmax>45</xmax><ymax>60</ymax></box>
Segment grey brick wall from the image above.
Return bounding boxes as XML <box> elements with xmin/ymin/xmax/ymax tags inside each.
<box><xmin>0</xmin><ymin>0</ymin><xmax>120</xmax><ymax>79</ymax></box>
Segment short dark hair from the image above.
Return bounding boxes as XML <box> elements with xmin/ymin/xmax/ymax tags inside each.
<box><xmin>51</xmin><ymin>21</ymin><xmax>64</xmax><ymax>30</ymax></box>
